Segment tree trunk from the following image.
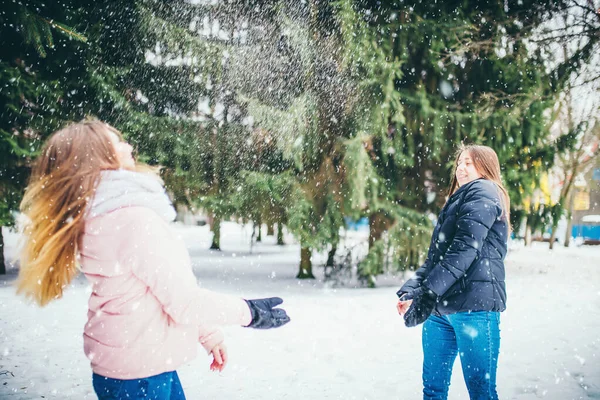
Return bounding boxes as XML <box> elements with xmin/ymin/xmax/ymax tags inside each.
<box><xmin>210</xmin><ymin>217</ymin><xmax>221</xmax><ymax>250</ymax></box>
<box><xmin>0</xmin><ymin>227</ymin><xmax>5</xmax><ymax>275</ymax></box>
<box><xmin>524</xmin><ymin>223</ymin><xmax>532</xmax><ymax>247</ymax></box>
<box><xmin>564</xmin><ymin>191</ymin><xmax>575</xmax><ymax>247</ymax></box>
<box><xmin>277</xmin><ymin>223</ymin><xmax>285</xmax><ymax>246</ymax></box>
<box><xmin>267</xmin><ymin>223</ymin><xmax>275</xmax><ymax>236</ymax></box>
<box><xmin>368</xmin><ymin>212</ymin><xmax>387</xmax><ymax>249</ymax></box>
<box><xmin>549</xmin><ymin>226</ymin><xmax>557</xmax><ymax>250</ymax></box>
<box><xmin>297</xmin><ymin>247</ymin><xmax>315</xmax><ymax>279</ymax></box>
<box><xmin>326</xmin><ymin>245</ymin><xmax>337</xmax><ymax>267</ymax></box>
<box><xmin>256</xmin><ymin>221</ymin><xmax>262</xmax><ymax>242</ymax></box>
<box><xmin>408</xmin><ymin>248</ymin><xmax>419</xmax><ymax>271</ymax></box>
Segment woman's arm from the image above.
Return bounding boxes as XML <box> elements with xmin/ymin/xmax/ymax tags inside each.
<box><xmin>120</xmin><ymin>208</ymin><xmax>252</xmax><ymax>329</ymax></box>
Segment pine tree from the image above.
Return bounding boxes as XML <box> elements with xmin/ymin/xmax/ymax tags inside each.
<box><xmin>0</xmin><ymin>0</ymin><xmax>221</xmax><ymax>268</ymax></box>
<box><xmin>84</xmin><ymin>1</ymin><xmax>257</xmax><ymax>251</ymax></box>
<box><xmin>0</xmin><ymin>1</ymin><xmax>90</xmax><ymax>273</ymax></box>
<box><xmin>335</xmin><ymin>0</ymin><xmax>433</xmax><ymax>285</ymax></box>
<box><xmin>225</xmin><ymin>1</ymin><xmax>353</xmax><ymax>278</ymax></box>
<box><xmin>342</xmin><ymin>0</ymin><xmax>598</xmax><ymax>241</ymax></box>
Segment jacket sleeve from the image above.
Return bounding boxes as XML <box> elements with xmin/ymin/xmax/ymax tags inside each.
<box><xmin>198</xmin><ymin>326</ymin><xmax>225</xmax><ymax>354</ymax></box>
<box><xmin>422</xmin><ymin>182</ymin><xmax>502</xmax><ymax>297</ymax></box>
<box><xmin>397</xmin><ymin>260</ymin><xmax>433</xmax><ymax>296</ymax></box>
<box><xmin>120</xmin><ymin>209</ymin><xmax>252</xmax><ymax>333</ymax></box>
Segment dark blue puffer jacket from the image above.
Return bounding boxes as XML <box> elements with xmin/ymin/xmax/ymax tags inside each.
<box><xmin>398</xmin><ymin>178</ymin><xmax>509</xmax><ymax>316</ymax></box>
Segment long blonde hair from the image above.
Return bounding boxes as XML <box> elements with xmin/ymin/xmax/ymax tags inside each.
<box><xmin>449</xmin><ymin>144</ymin><xmax>511</xmax><ymax>229</ymax></box>
<box><xmin>17</xmin><ymin>120</ymin><xmax>123</xmax><ymax>306</ymax></box>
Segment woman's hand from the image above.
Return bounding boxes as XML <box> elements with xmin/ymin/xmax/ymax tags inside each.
<box><xmin>397</xmin><ymin>299</ymin><xmax>413</xmax><ymax>316</ymax></box>
<box><xmin>403</xmin><ymin>287</ymin><xmax>437</xmax><ymax>327</ymax></box>
<box><xmin>209</xmin><ymin>344</ymin><xmax>228</xmax><ymax>372</ymax></box>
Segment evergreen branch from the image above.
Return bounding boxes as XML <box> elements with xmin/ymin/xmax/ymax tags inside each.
<box><xmin>44</xmin><ymin>19</ymin><xmax>87</xmax><ymax>42</ymax></box>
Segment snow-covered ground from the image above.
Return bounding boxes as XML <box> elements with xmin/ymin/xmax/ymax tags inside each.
<box><xmin>0</xmin><ymin>222</ymin><xmax>599</xmax><ymax>399</ymax></box>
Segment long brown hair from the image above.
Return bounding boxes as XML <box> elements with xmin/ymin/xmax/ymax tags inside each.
<box><xmin>17</xmin><ymin>120</ymin><xmax>123</xmax><ymax>306</ymax></box>
<box><xmin>448</xmin><ymin>144</ymin><xmax>511</xmax><ymax>228</ymax></box>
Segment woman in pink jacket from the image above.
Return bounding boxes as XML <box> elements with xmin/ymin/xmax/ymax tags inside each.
<box><xmin>16</xmin><ymin>120</ymin><xmax>290</xmax><ymax>399</ymax></box>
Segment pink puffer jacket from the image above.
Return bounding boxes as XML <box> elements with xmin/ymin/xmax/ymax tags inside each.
<box><xmin>79</xmin><ymin>206</ymin><xmax>251</xmax><ymax>379</ymax></box>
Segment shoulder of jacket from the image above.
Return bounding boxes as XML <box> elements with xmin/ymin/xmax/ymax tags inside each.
<box><xmin>104</xmin><ymin>206</ymin><xmax>162</xmax><ymax>219</ymax></box>
<box><xmin>445</xmin><ymin>180</ymin><xmax>498</xmax><ymax>208</ymax></box>
<box><xmin>465</xmin><ymin>179</ymin><xmax>497</xmax><ymax>195</ymax></box>
<box><xmin>461</xmin><ymin>180</ymin><xmax>502</xmax><ymax>205</ymax></box>
<box><xmin>90</xmin><ymin>206</ymin><xmax>167</xmax><ymax>233</ymax></box>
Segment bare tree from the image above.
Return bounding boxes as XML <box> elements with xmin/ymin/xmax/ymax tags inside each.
<box><xmin>539</xmin><ymin>3</ymin><xmax>600</xmax><ymax>248</ymax></box>
<box><xmin>549</xmin><ymin>78</ymin><xmax>600</xmax><ymax>248</ymax></box>
<box><xmin>552</xmin><ymin>117</ymin><xmax>599</xmax><ymax>248</ymax></box>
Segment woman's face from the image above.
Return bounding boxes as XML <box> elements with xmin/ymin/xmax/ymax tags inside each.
<box><xmin>456</xmin><ymin>150</ymin><xmax>482</xmax><ymax>186</ymax></box>
<box><xmin>106</xmin><ymin>129</ymin><xmax>135</xmax><ymax>170</ymax></box>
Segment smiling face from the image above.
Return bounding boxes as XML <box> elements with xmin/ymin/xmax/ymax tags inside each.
<box><xmin>455</xmin><ymin>150</ymin><xmax>483</xmax><ymax>187</ymax></box>
<box><xmin>106</xmin><ymin>128</ymin><xmax>135</xmax><ymax>170</ymax></box>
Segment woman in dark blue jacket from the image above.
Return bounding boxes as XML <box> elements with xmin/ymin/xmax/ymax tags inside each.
<box><xmin>397</xmin><ymin>145</ymin><xmax>510</xmax><ymax>400</ymax></box>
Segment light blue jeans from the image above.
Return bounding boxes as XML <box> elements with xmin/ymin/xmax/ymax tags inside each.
<box><xmin>422</xmin><ymin>312</ymin><xmax>500</xmax><ymax>400</ymax></box>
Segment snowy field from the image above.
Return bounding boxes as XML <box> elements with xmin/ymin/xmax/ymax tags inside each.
<box><xmin>0</xmin><ymin>222</ymin><xmax>599</xmax><ymax>400</ymax></box>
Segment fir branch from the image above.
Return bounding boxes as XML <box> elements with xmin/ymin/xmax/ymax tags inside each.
<box><xmin>45</xmin><ymin>19</ymin><xmax>87</xmax><ymax>42</ymax></box>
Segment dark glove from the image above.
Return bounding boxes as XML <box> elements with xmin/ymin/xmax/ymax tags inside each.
<box><xmin>402</xmin><ymin>286</ymin><xmax>437</xmax><ymax>327</ymax></box>
<box><xmin>244</xmin><ymin>297</ymin><xmax>290</xmax><ymax>329</ymax></box>
<box><xmin>396</xmin><ymin>289</ymin><xmax>409</xmax><ymax>301</ymax></box>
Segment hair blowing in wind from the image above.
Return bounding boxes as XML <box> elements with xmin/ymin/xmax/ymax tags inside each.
<box><xmin>16</xmin><ymin>121</ymin><xmax>122</xmax><ymax>306</ymax></box>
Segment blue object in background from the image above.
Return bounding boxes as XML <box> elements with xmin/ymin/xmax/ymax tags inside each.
<box><xmin>344</xmin><ymin>217</ymin><xmax>369</xmax><ymax>231</ymax></box>
<box><xmin>572</xmin><ymin>225</ymin><xmax>600</xmax><ymax>241</ymax></box>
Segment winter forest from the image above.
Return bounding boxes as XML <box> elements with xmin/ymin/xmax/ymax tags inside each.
<box><xmin>1</xmin><ymin>0</ymin><xmax>600</xmax><ymax>399</ymax></box>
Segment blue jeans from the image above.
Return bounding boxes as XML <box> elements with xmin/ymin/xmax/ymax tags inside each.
<box><xmin>93</xmin><ymin>371</ymin><xmax>186</xmax><ymax>399</ymax></box>
<box><xmin>422</xmin><ymin>312</ymin><xmax>500</xmax><ymax>400</ymax></box>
